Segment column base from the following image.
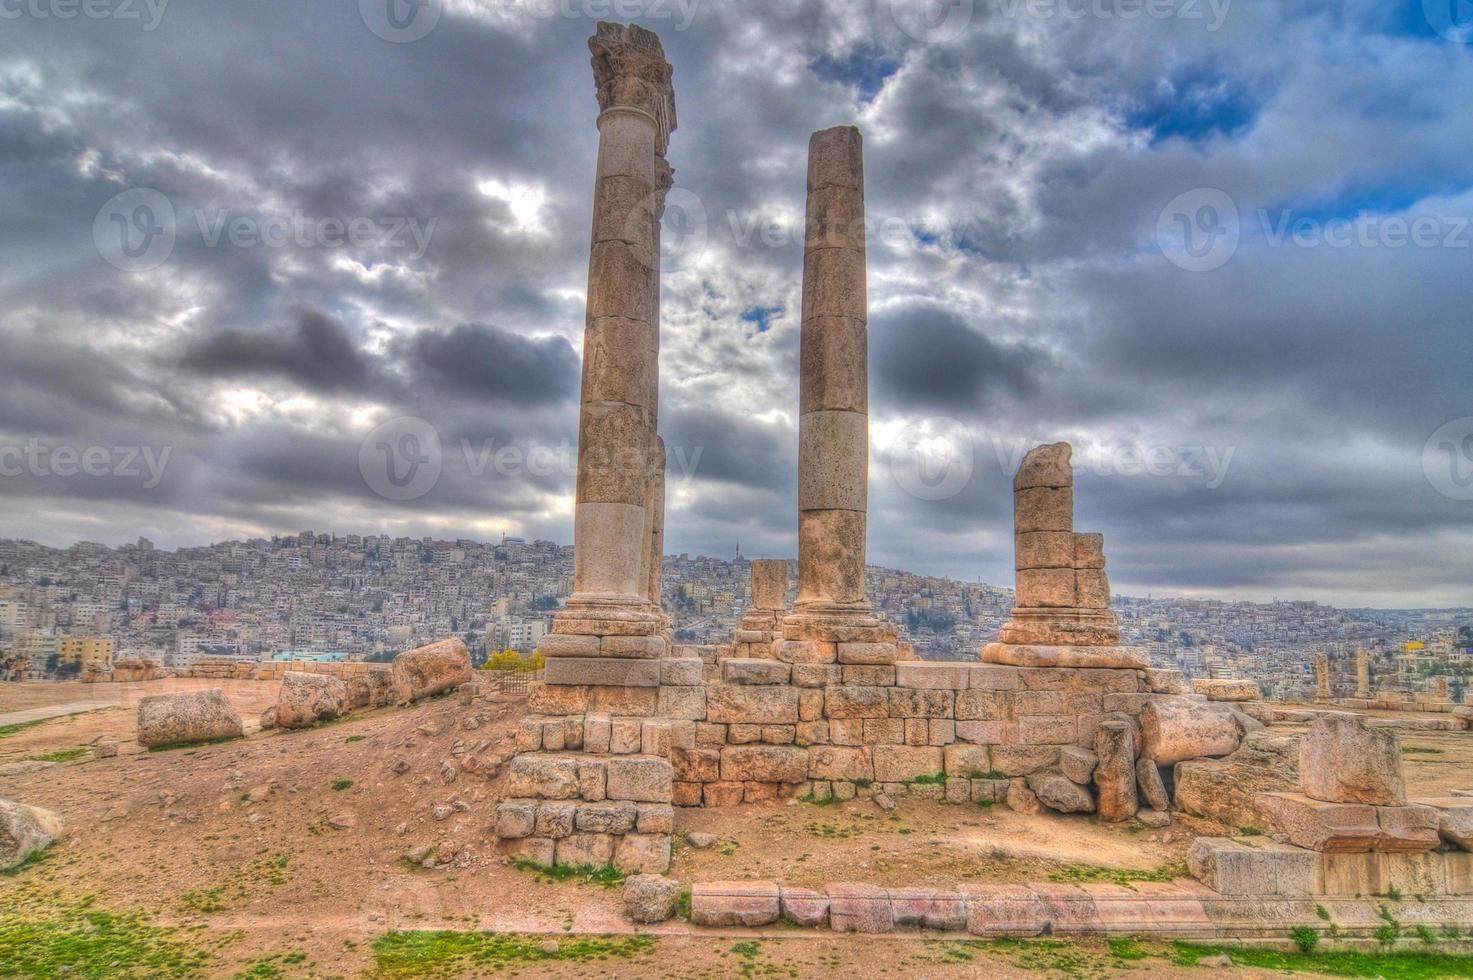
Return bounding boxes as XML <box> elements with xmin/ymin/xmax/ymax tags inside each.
<box><xmin>982</xmin><ymin>642</ymin><xmax>1149</xmax><ymax>670</ymax></box>
<box><xmin>996</xmin><ymin>607</ymin><xmax>1122</xmax><ymax>646</ymax></box>
<box><xmin>775</xmin><ymin>608</ymin><xmax>906</xmax><ymax>664</ymax></box>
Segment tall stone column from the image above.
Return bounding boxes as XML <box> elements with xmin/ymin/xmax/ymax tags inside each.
<box><xmin>548</xmin><ymin>21</ymin><xmax>675</xmax><ymax>661</ymax></box>
<box><xmin>1355</xmin><ymin>649</ymin><xmax>1371</xmax><ymax>699</ymax></box>
<box><xmin>1314</xmin><ymin>652</ymin><xmax>1331</xmax><ymax>703</ymax></box>
<box><xmin>796</xmin><ymin>126</ymin><xmax>869</xmax><ymax>615</ymax></box>
<box><xmin>778</xmin><ymin>127</ymin><xmax>899</xmax><ymax>664</ymax></box>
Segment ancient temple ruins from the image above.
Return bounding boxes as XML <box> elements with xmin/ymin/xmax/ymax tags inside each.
<box><xmin>494</xmin><ymin>27</ymin><xmax>1473</xmax><ymax>922</ymax></box>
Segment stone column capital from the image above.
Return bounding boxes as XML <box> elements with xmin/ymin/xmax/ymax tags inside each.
<box><xmin>589</xmin><ymin>21</ymin><xmax>677</xmax><ymax>156</ymax></box>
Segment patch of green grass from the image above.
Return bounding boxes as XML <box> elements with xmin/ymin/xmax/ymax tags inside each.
<box><xmin>371</xmin><ymin>930</ymin><xmax>655</xmax><ymax>975</ymax></box>
<box><xmin>1047</xmin><ymin>860</ymin><xmax>1189</xmax><ymax>888</ymax></box>
<box><xmin>798</xmin><ymin>793</ymin><xmax>840</xmax><ymax>807</ymax></box>
<box><xmin>0</xmin><ymin>847</ymin><xmax>51</xmax><ymax>877</ymax></box>
<box><xmin>1290</xmin><ymin>925</ymin><xmax>1321</xmax><ymax>953</ymax></box>
<box><xmin>509</xmin><ymin>859</ymin><xmax>626</xmax><ymax>888</ymax></box>
<box><xmin>345</xmin><ymin>735</ymin><xmax>365</xmax><ymax>743</ymax></box>
<box><xmin>1316</xmin><ymin>903</ymin><xmax>1332</xmax><ymax>921</ymax></box>
<box><xmin>1172</xmin><ymin>941</ymin><xmax>1473</xmax><ymax>978</ymax></box>
<box><xmin>0</xmin><ymin>893</ymin><xmax>213</xmax><ymax>977</ymax></box>
<box><xmin>180</xmin><ymin>887</ymin><xmax>227</xmax><ymax>914</ymax></box>
<box><xmin>986</xmin><ymin>937</ymin><xmax>1103</xmax><ymax>976</ymax></box>
<box><xmin>28</xmin><ymin>746</ymin><xmax>88</xmax><ymax>764</ymax></box>
<box><xmin>331</xmin><ymin>779</ymin><xmax>353</xmax><ymax>791</ymax></box>
<box><xmin>1402</xmin><ymin>746</ymin><xmax>1444</xmax><ymax>754</ymax></box>
<box><xmin>0</xmin><ymin>719</ymin><xmax>44</xmax><ymax>740</ymax></box>
<box><xmin>147</xmin><ymin>735</ymin><xmax>238</xmax><ymax>752</ymax></box>
<box><xmin>905</xmin><ymin>772</ymin><xmax>948</xmax><ymax>785</ymax></box>
<box><xmin>980</xmin><ymin>769</ymin><xmax>1008</xmax><ymax>780</ymax></box>
<box><xmin>853</xmin><ymin>777</ymin><xmax>873</xmax><ymax>788</ymax></box>
<box><xmin>1108</xmin><ymin>937</ymin><xmax>1148</xmax><ymax>961</ymax></box>
<box><xmin>1385</xmin><ymin>884</ymin><xmax>1405</xmax><ymax>901</ymax></box>
<box><xmin>675</xmin><ymin>888</ymin><xmax>691</xmax><ymax>920</ymax></box>
<box><xmin>1238</xmin><ymin>824</ymin><xmax>1264</xmax><ymax>836</ymax></box>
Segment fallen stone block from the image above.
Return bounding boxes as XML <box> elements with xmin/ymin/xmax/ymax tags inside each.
<box><xmin>1376</xmin><ymin>803</ymin><xmax>1440</xmax><ymax>852</ymax></box>
<box><xmin>1192</xmin><ymin>679</ymin><xmax>1261</xmax><ymax>702</ymax></box>
<box><xmin>1414</xmin><ymin>797</ymin><xmax>1473</xmax><ymax>851</ymax></box>
<box><xmin>1258</xmin><ymin>792</ymin><xmax>1379</xmax><ymax>852</ymax></box>
<box><xmin>1138</xmin><ymin>697</ymin><xmax>1240</xmax><ymax>766</ymax></box>
<box><xmin>780</xmin><ymin>887</ymin><xmax>829</xmax><ymax>927</ymax></box>
<box><xmin>691</xmin><ymin>881</ymin><xmax>780</xmax><ymax>927</ymax></box>
<box><xmin>1300</xmin><ymin>714</ymin><xmax>1406</xmax><ymax>806</ymax></box>
<box><xmin>391</xmin><ymin>637</ymin><xmax>473</xmax><ymax>703</ymax></box>
<box><xmin>274</xmin><ymin>671</ymin><xmax>351</xmax><ymax>729</ymax></box>
<box><xmin>136</xmin><ymin>689</ymin><xmax>243</xmax><ymax>748</ymax></box>
<box><xmin>624</xmin><ymin>874</ymin><xmax>681</xmax><ymax>923</ymax></box>
<box><xmin>963</xmin><ymin>884</ymin><xmax>1047</xmax><ymax>937</ymax></box>
<box><xmin>1060</xmin><ymin>745</ymin><xmax>1098</xmax><ymax>785</ymax></box>
<box><xmin>0</xmin><ymin>799</ymin><xmax>63</xmax><ymax>871</ymax></box>
<box><xmin>1028</xmin><ymin>772</ymin><xmax>1095</xmax><ymax>814</ymax></box>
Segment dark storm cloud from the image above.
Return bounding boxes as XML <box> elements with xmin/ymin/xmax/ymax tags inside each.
<box><xmin>0</xmin><ymin>0</ymin><xmax>1470</xmax><ymax>605</ymax></box>
<box><xmin>401</xmin><ymin>323</ymin><xmax>579</xmax><ymax>405</ymax></box>
<box><xmin>179</xmin><ymin>310</ymin><xmax>375</xmax><ymax>393</ymax></box>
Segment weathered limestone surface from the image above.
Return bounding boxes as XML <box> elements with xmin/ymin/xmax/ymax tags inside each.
<box><xmin>1416</xmin><ymin>798</ymin><xmax>1473</xmax><ymax>851</ymax></box>
<box><xmin>1187</xmin><ymin>838</ymin><xmax>1319</xmax><ymax>897</ymax></box>
<box><xmin>1192</xmin><ymin>679</ymin><xmax>1261</xmax><ymax>702</ymax></box>
<box><xmin>391</xmin><ymin>637</ymin><xmax>473</xmax><ymax>703</ymax></box>
<box><xmin>274</xmin><ymin>671</ymin><xmax>350</xmax><ymax>729</ymax></box>
<box><xmin>1299</xmin><ymin>714</ymin><xmax>1406</xmax><ymax>806</ymax></box>
<box><xmin>0</xmin><ymin>799</ymin><xmax>63</xmax><ymax>871</ymax></box>
<box><xmin>1174</xmin><ymin>732</ymin><xmax>1299</xmax><ymax>828</ymax></box>
<box><xmin>1094</xmin><ymin>720</ymin><xmax>1137</xmax><ymax>822</ymax></box>
<box><xmin>1138</xmin><ymin>697</ymin><xmax>1240</xmax><ymax>766</ymax></box>
<box><xmin>136</xmin><ymin>689</ymin><xmax>242</xmax><ymax>748</ymax></box>
<box><xmin>691</xmin><ymin>881</ymin><xmax>780</xmax><ymax>926</ymax></box>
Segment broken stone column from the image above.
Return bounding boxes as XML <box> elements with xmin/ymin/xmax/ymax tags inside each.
<box><xmin>1094</xmin><ymin>720</ymin><xmax>1138</xmax><ymax>823</ymax></box>
<box><xmin>732</xmin><ymin>560</ymin><xmax>788</xmax><ymax>659</ymax></box>
<box><xmin>1432</xmin><ymin>676</ymin><xmax>1451</xmax><ymax>704</ymax></box>
<box><xmin>1314</xmin><ymin>652</ymin><xmax>1331</xmax><ymax>703</ymax></box>
<box><xmin>983</xmin><ymin>443</ymin><xmax>1146</xmax><ymax>669</ymax></box>
<box><xmin>503</xmin><ymin>23</ymin><xmax>678</xmax><ymax>875</ymax></box>
<box><xmin>1355</xmin><ymin>649</ymin><xmax>1371</xmax><ymax>700</ymax></box>
<box><xmin>776</xmin><ymin>126</ymin><xmax>899</xmax><ymax>665</ymax></box>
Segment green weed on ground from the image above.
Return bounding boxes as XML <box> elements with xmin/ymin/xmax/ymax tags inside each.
<box><xmin>28</xmin><ymin>747</ymin><xmax>88</xmax><ymax>764</ymax></box>
<box><xmin>371</xmin><ymin>931</ymin><xmax>655</xmax><ymax>976</ymax></box>
<box><xmin>508</xmin><ymin>859</ymin><xmax>626</xmax><ymax>888</ymax></box>
<box><xmin>146</xmin><ymin>735</ymin><xmax>239</xmax><ymax>753</ymax></box>
<box><xmin>1173</xmin><ymin>941</ymin><xmax>1473</xmax><ymax>978</ymax></box>
<box><xmin>0</xmin><ymin>719</ymin><xmax>45</xmax><ymax>740</ymax></box>
<box><xmin>0</xmin><ymin>892</ymin><xmax>212</xmax><ymax>978</ymax></box>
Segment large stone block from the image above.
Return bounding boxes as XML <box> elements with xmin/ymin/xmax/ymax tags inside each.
<box><xmin>1258</xmin><ymin>792</ymin><xmax>1380</xmax><ymax>852</ymax></box>
<box><xmin>991</xmin><ymin>745</ymin><xmax>1059</xmax><ymax>776</ymax></box>
<box><xmin>895</xmin><ymin>662</ymin><xmax>971</xmax><ymax>690</ymax></box>
<box><xmin>887</xmin><ymin>688</ymin><xmax>954</xmax><ymax>719</ymax></box>
<box><xmin>801</xmin><ymin>246</ymin><xmax>866</xmax><ymax>322</ymax></box>
<box><xmin>807</xmin><ymin>124</ymin><xmax>864</xmax><ymax>191</ymax></box>
<box><xmin>944</xmin><ymin>744</ymin><xmax>992</xmax><ymax>778</ymax></box>
<box><xmin>1074</xmin><ymin>569</ymin><xmax>1111</xmax><ymax>609</ymax></box>
<box><xmin>825</xmin><ymin>685</ymin><xmax>890</xmax><ymax>719</ymax></box>
<box><xmin>613</xmin><ymin>834</ymin><xmax>671</xmax><ymax>874</ymax></box>
<box><xmin>1016</xmin><ymin>531</ymin><xmax>1075</xmax><ymax>570</ymax></box>
<box><xmin>750</xmin><ymin>559</ymin><xmax>789</xmax><ymax>611</ymax></box>
<box><xmin>955</xmin><ymin>690</ymin><xmax>1007</xmax><ymax>722</ymax></box>
<box><xmin>772</xmin><ymin>638</ymin><xmax>837</xmax><ymax>665</ymax></box>
<box><xmin>1191</xmin><ymin>679</ymin><xmax>1261</xmax><ymax>702</ymax></box>
<box><xmin>1015</xmin><ymin>568</ymin><xmax>1077</xmax><ymax>608</ymax></box>
<box><xmin>136</xmin><ymin>689</ymin><xmax>243</xmax><ymax>748</ymax></box>
<box><xmin>780</xmin><ymin>887</ymin><xmax>831</xmax><ymax>927</ymax></box>
<box><xmin>691</xmin><ymin>881</ymin><xmax>780</xmax><ymax>927</ymax></box>
<box><xmin>723</xmin><ymin>659</ymin><xmax>792</xmax><ymax>685</ymax></box>
<box><xmin>1415</xmin><ymin>797</ymin><xmax>1473</xmax><ymax>851</ymax></box>
<box><xmin>575</xmin><ymin>801</ymin><xmax>637</xmax><ymax>834</ymax></box>
<box><xmin>657</xmin><ymin>685</ymin><xmax>708</xmax><ymax>720</ymax></box>
<box><xmin>836</xmin><ymin>641</ymin><xmax>900</xmax><ymax>665</ymax></box>
<box><xmin>604</xmin><ymin>757</ymin><xmax>673</xmax><ymax>803</ymax></box>
<box><xmin>1060</xmin><ymin>746</ymin><xmax>1099</xmax><ymax>784</ymax></box>
<box><xmin>543</xmin><ymin>657</ymin><xmax>660</xmax><ymax>687</ymax></box>
<box><xmin>1299</xmin><ymin>714</ymin><xmax>1406</xmax><ymax>806</ymax></box>
<box><xmin>1138</xmin><ymin>697</ymin><xmax>1240</xmax><ymax>765</ymax></box>
<box><xmin>1187</xmin><ymin>838</ymin><xmax>1319</xmax><ymax>896</ymax></box>
<box><xmin>796</xmin><ymin>509</ymin><xmax>868</xmax><ymax>607</ymax></box>
<box><xmin>706</xmin><ymin>685</ymin><xmax>799</xmax><ymax>724</ymax></box>
<box><xmin>808</xmin><ymin>745</ymin><xmax>873</xmax><ymax>782</ymax></box>
<box><xmin>494</xmin><ymin>799</ymin><xmax>536</xmax><ymax>839</ymax></box>
<box><xmin>555</xmin><ymin>832</ymin><xmax>614</xmax><ymax>868</ymax></box>
<box><xmin>720</xmin><ymin>745</ymin><xmax>808</xmax><ymax>783</ymax></box>
<box><xmin>1376</xmin><ymin>804</ymin><xmax>1440</xmax><ymax>852</ymax></box>
<box><xmin>1028</xmin><ymin>773</ymin><xmax>1095</xmax><ymax>814</ymax></box>
<box><xmin>827</xmin><ymin>882</ymin><xmax>893</xmax><ymax>934</ymax></box>
<box><xmin>390</xmin><ymin>638</ymin><xmax>473</xmax><ymax>703</ymax></box>
<box><xmin>508</xmin><ymin>755</ymin><xmax>580</xmax><ymax>801</ymax></box>
<box><xmin>1094</xmin><ymin>721</ymin><xmax>1138</xmax><ymax>823</ymax></box>
<box><xmin>872</xmin><ymin>745</ymin><xmax>943</xmax><ymax>782</ymax></box>
<box><xmin>274</xmin><ymin>672</ymin><xmax>350</xmax><ymax>730</ymax></box>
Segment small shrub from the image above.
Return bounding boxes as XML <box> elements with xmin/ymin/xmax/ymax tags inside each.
<box><xmin>1384</xmin><ymin>884</ymin><xmax>1404</xmax><ymax>902</ymax></box>
<box><xmin>1238</xmin><ymin>825</ymin><xmax>1263</xmax><ymax>836</ymax></box>
<box><xmin>1289</xmin><ymin>925</ymin><xmax>1319</xmax><ymax>954</ymax></box>
<box><xmin>345</xmin><ymin>735</ymin><xmax>365</xmax><ymax>743</ymax></box>
<box><xmin>331</xmin><ymin>779</ymin><xmax>353</xmax><ymax>792</ymax></box>
<box><xmin>1415</xmin><ymin>924</ymin><xmax>1437</xmax><ymax>945</ymax></box>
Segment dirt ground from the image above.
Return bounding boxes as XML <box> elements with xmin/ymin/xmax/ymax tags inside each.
<box><xmin>2</xmin><ymin>678</ymin><xmax>1469</xmax><ymax>978</ymax></box>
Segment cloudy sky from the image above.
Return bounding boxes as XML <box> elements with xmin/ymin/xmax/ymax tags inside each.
<box><xmin>1</xmin><ymin>0</ymin><xmax>1470</xmax><ymax>607</ymax></box>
